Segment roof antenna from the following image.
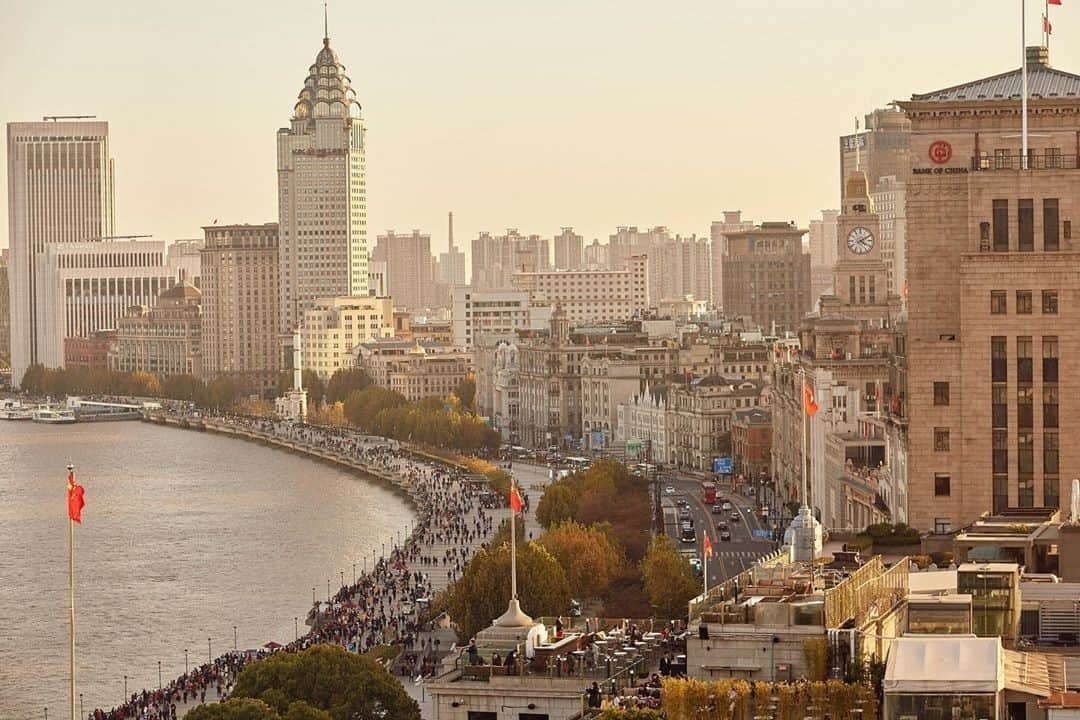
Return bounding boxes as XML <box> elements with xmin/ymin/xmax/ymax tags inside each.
<box><xmin>323</xmin><ymin>2</ymin><xmax>329</xmax><ymax>43</ymax></box>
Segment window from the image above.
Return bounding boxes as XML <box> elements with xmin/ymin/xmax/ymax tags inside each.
<box><xmin>980</xmin><ymin>221</ymin><xmax>991</xmax><ymax>246</ymax></box>
<box><xmin>933</xmin><ymin>382</ymin><xmax>950</xmax><ymax>406</ymax></box>
<box><xmin>1042</xmin><ymin>290</ymin><xmax>1058</xmax><ymax>314</ymax></box>
<box><xmin>1046</xmin><ymin>147</ymin><xmax>1063</xmax><ymax>168</ymax></box>
<box><xmin>934</xmin><ymin>517</ymin><xmax>952</xmax><ymax>534</ymax></box>
<box><xmin>1044</xmin><ymin>432</ymin><xmax>1060</xmax><ymax>474</ymax></box>
<box><xmin>1018</xmin><ymin>472</ymin><xmax>1035</xmax><ymax>508</ymax></box>
<box><xmin>990</xmin><ymin>291</ymin><xmax>1007</xmax><ymax>314</ymax></box>
<box><xmin>935</xmin><ymin>473</ymin><xmax>951</xmax><ymax>497</ymax></box>
<box><xmin>934</xmin><ymin>428</ymin><xmax>950</xmax><ymax>451</ymax></box>
<box><xmin>1019</xmin><ymin>199</ymin><xmax>1034</xmax><ymax>251</ymax></box>
<box><xmin>1016</xmin><ymin>291</ymin><xmax>1032</xmax><ymax>314</ymax></box>
<box><xmin>1065</xmin><ymin>220</ymin><xmax>1072</xmax><ymax>240</ymax></box>
<box><xmin>993</xmin><ymin>385</ymin><xmax>1009</xmax><ymax>428</ymax></box>
<box><xmin>1018</xmin><ymin>432</ymin><xmax>1034</xmax><ymax>473</ymax></box>
<box><xmin>1044</xmin><ymin>199</ymin><xmax>1060</xmax><ymax>251</ymax></box>
<box><xmin>993</xmin><ymin>199</ymin><xmax>1010</xmax><ymax>251</ymax></box>
<box><xmin>1045</xmin><ymin>474</ymin><xmax>1060</xmax><ymax>509</ymax></box>
<box><xmin>994</xmin><ymin>473</ymin><xmax>1009</xmax><ymax>514</ymax></box>
<box><xmin>991</xmin><ymin>336</ymin><xmax>1008</xmax><ymax>382</ymax></box>
<box><xmin>993</xmin><ymin>430</ymin><xmax>1009</xmax><ymax>473</ymax></box>
<box><xmin>1018</xmin><ymin>386</ymin><xmax>1034</xmax><ymax>429</ymax></box>
<box><xmin>1044</xmin><ymin>386</ymin><xmax>1059</xmax><ymax>428</ymax></box>
<box><xmin>994</xmin><ymin>149</ymin><xmax>1011</xmax><ymax>170</ymax></box>
<box><xmin>1017</xmin><ymin>336</ymin><xmax>1032</xmax><ymax>383</ymax></box>
<box><xmin>1043</xmin><ymin>337</ymin><xmax>1059</xmax><ymax>382</ymax></box>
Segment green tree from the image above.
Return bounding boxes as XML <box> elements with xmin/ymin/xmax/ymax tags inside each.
<box><xmin>186</xmin><ymin>698</ymin><xmax>283</xmax><ymax>720</ymax></box>
<box><xmin>641</xmin><ymin>536</ymin><xmax>700</xmax><ymax>619</ymax></box>
<box><xmin>452</xmin><ymin>374</ymin><xmax>476</xmax><ymax>411</ymax></box>
<box><xmin>539</xmin><ymin>521</ymin><xmax>624</xmax><ymax>599</ymax></box>
<box><xmin>535</xmin><ymin>482</ymin><xmax>578</xmax><ymax>528</ymax></box>
<box><xmin>447</xmin><ymin>541</ymin><xmax>571</xmax><ymax>641</ymax></box>
<box><xmin>232</xmin><ymin>644</ymin><xmax>420</xmax><ymax>720</ymax></box>
<box><xmin>343</xmin><ymin>386</ymin><xmax>407</xmax><ymax>430</ymax></box>
<box><xmin>325</xmin><ymin>368</ymin><xmax>372</xmax><ymax>404</ymax></box>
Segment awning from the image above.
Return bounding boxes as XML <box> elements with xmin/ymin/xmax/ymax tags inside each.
<box><xmin>884</xmin><ymin>636</ymin><xmax>1002</xmax><ymax>695</ymax></box>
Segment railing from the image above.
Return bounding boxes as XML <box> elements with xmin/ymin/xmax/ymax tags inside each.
<box><xmin>823</xmin><ymin>555</ymin><xmax>909</xmax><ymax>629</ymax></box>
<box><xmin>970</xmin><ymin>154</ymin><xmax>1080</xmax><ymax>171</ymax></box>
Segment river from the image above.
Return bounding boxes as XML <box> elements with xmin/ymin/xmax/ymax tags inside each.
<box><xmin>0</xmin><ymin>420</ymin><xmax>413</xmax><ymax>719</ymax></box>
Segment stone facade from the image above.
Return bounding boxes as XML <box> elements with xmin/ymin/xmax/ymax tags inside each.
<box><xmin>109</xmin><ymin>282</ymin><xmax>202</xmax><ymax>377</ymax></box>
<box><xmin>511</xmin><ymin>255</ymin><xmax>648</xmax><ymax>324</ymax></box>
<box><xmin>300</xmin><ymin>296</ymin><xmax>394</xmax><ymax>380</ymax></box>
<box><xmin>667</xmin><ymin>376</ymin><xmax>766</xmax><ymax>472</ymax></box>
<box><xmin>901</xmin><ymin>46</ymin><xmax>1079</xmax><ymax>531</ymax></box>
<box><xmin>64</xmin><ymin>329</ymin><xmax>116</xmax><ymax>371</ymax></box>
<box><xmin>721</xmin><ymin>222</ymin><xmax>812</xmax><ymax>333</ymax></box>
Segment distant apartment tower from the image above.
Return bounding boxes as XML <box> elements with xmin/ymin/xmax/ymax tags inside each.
<box><xmin>6</xmin><ymin>119</ymin><xmax>115</xmax><ymax>384</ymax></box>
<box><xmin>437</xmin><ymin>212</ymin><xmax>467</xmax><ymax>286</ymax></box>
<box><xmin>471</xmin><ymin>229</ymin><xmax>551</xmax><ymax>290</ymax></box>
<box><xmin>582</xmin><ymin>238</ymin><xmax>609</xmax><ymax>268</ymax></box>
<box><xmin>277</xmin><ymin>31</ymin><xmax>368</xmax><ymax>333</ymax></box>
<box><xmin>372</xmin><ymin>229</ymin><xmax>437</xmax><ymax>310</ymax></box>
<box><xmin>709</xmin><ymin>211</ymin><xmax>754</xmax><ymax>310</ymax></box>
<box><xmin>808</xmin><ymin>209</ymin><xmax>840</xmax><ymax>303</ymax></box>
<box><xmin>553</xmin><ymin>227</ymin><xmax>584</xmax><ymax>270</ymax></box>
<box><xmin>200</xmin><ymin>223</ymin><xmax>281</xmax><ymax>394</ymax></box>
<box><xmin>721</xmin><ymin>222</ymin><xmax>811</xmax><ymax>333</ymax></box>
<box><xmin>511</xmin><ymin>255</ymin><xmax>649</xmax><ymax>324</ymax></box>
<box><xmin>902</xmin><ymin>46</ymin><xmax>1080</xmax><ymax>531</ymax></box>
<box><xmin>37</xmin><ymin>241</ymin><xmax>175</xmax><ymax>369</ymax></box>
<box><xmin>659</xmin><ymin>234</ymin><xmax>711</xmax><ymax>303</ymax></box>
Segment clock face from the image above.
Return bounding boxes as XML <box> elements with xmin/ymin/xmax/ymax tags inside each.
<box><xmin>847</xmin><ymin>226</ymin><xmax>875</xmax><ymax>255</ymax></box>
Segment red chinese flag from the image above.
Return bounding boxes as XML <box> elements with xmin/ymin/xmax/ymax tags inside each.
<box><xmin>802</xmin><ymin>383</ymin><xmax>820</xmax><ymax>418</ymax></box>
<box><xmin>67</xmin><ymin>471</ymin><xmax>85</xmax><ymax>524</ymax></box>
<box><xmin>703</xmin><ymin>532</ymin><xmax>713</xmax><ymax>559</ymax></box>
<box><xmin>509</xmin><ymin>483</ymin><xmax>523</xmax><ymax>514</ymax></box>
<box><xmin>1049</xmin><ymin>0</ymin><xmax>1061</xmax><ymax>6</ymax></box>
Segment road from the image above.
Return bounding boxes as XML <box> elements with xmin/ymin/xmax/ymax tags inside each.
<box><xmin>661</xmin><ymin>473</ymin><xmax>776</xmax><ymax>585</ymax></box>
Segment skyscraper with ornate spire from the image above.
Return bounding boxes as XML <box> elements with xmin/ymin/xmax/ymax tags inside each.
<box><xmin>277</xmin><ymin>15</ymin><xmax>368</xmax><ymax>336</ymax></box>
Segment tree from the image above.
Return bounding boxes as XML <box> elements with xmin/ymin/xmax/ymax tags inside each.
<box><xmin>452</xmin><ymin>374</ymin><xmax>476</xmax><ymax>411</ymax></box>
<box><xmin>640</xmin><ymin>536</ymin><xmax>700</xmax><ymax>619</ymax></box>
<box><xmin>535</xmin><ymin>482</ymin><xmax>578</xmax><ymax>528</ymax></box>
<box><xmin>232</xmin><ymin>644</ymin><xmax>420</xmax><ymax>720</ymax></box>
<box><xmin>186</xmin><ymin>698</ymin><xmax>283</xmax><ymax>720</ymax></box>
<box><xmin>447</xmin><ymin>541</ymin><xmax>571</xmax><ymax>641</ymax></box>
<box><xmin>343</xmin><ymin>386</ymin><xmax>407</xmax><ymax>430</ymax></box>
<box><xmin>325</xmin><ymin>368</ymin><xmax>372</xmax><ymax>404</ymax></box>
<box><xmin>539</xmin><ymin>521</ymin><xmax>624</xmax><ymax>599</ymax></box>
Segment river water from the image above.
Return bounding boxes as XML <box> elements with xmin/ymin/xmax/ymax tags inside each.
<box><xmin>0</xmin><ymin>420</ymin><xmax>413</xmax><ymax>719</ymax></box>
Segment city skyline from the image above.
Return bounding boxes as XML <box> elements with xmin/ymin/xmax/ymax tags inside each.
<box><xmin>3</xmin><ymin>0</ymin><xmax>1075</xmax><ymax>257</ymax></box>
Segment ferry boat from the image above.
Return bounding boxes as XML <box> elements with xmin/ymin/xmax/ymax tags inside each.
<box><xmin>32</xmin><ymin>407</ymin><xmax>78</xmax><ymax>424</ymax></box>
<box><xmin>0</xmin><ymin>400</ymin><xmax>34</xmax><ymax>420</ymax></box>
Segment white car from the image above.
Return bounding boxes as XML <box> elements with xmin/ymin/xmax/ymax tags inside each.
<box><xmin>665</xmin><ymin>485</ymin><xmax>676</xmax><ymax>494</ymax></box>
<box><xmin>721</xmin><ymin>501</ymin><xmax>733</xmax><ymax>511</ymax></box>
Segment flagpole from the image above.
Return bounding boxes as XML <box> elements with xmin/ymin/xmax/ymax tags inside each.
<box><xmin>1022</xmin><ymin>0</ymin><xmax>1029</xmax><ymax>167</ymax></box>
<box><xmin>703</xmin><ymin>531</ymin><xmax>709</xmax><ymax>597</ymax></box>
<box><xmin>510</xmin><ymin>479</ymin><xmax>517</xmax><ymax>600</ymax></box>
<box><xmin>68</xmin><ymin>463</ymin><xmax>76</xmax><ymax>720</ymax></box>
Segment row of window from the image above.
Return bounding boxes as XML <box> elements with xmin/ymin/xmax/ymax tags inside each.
<box><xmin>990</xmin><ymin>290</ymin><xmax>1058</xmax><ymax>314</ymax></box>
<box><xmin>984</xmin><ymin>198</ymin><xmax>1066</xmax><ymax>252</ymax></box>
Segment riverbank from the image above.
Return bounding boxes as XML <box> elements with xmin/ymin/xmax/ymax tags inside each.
<box><xmin>88</xmin><ymin>414</ymin><xmax>506</xmax><ymax>720</ymax></box>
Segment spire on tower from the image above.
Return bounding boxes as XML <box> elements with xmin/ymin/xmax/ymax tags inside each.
<box><xmin>323</xmin><ymin>2</ymin><xmax>329</xmax><ymax>43</ymax></box>
<box><xmin>448</xmin><ymin>211</ymin><xmax>455</xmax><ymax>250</ymax></box>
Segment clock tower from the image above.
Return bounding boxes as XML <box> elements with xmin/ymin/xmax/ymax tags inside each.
<box><xmin>820</xmin><ymin>170</ymin><xmax>901</xmax><ymax>321</ymax></box>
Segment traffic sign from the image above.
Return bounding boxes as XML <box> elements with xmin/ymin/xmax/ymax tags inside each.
<box><xmin>713</xmin><ymin>457</ymin><xmax>733</xmax><ymax>474</ymax></box>
<box><xmin>752</xmin><ymin>529</ymin><xmax>773</xmax><ymax>539</ymax></box>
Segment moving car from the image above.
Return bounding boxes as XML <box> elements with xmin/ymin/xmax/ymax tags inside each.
<box><xmin>721</xmin><ymin>501</ymin><xmax>733</xmax><ymax>511</ymax></box>
<box><xmin>679</xmin><ymin>525</ymin><xmax>696</xmax><ymax>544</ymax></box>
<box><xmin>678</xmin><ymin>507</ymin><xmax>692</xmax><ymax>521</ymax></box>
<box><xmin>688</xmin><ymin>557</ymin><xmax>703</xmax><ymax>575</ymax></box>
<box><xmin>665</xmin><ymin>485</ymin><xmax>675</xmax><ymax>495</ymax></box>
<box><xmin>720</xmin><ymin>529</ymin><xmax>732</xmax><ymax>541</ymax></box>
<box><xmin>730</xmin><ymin>511</ymin><xmax>741</xmax><ymax>522</ymax></box>
<box><xmin>711</xmin><ymin>504</ymin><xmax>723</xmax><ymax>514</ymax></box>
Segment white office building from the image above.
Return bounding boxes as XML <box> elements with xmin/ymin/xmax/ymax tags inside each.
<box><xmin>451</xmin><ymin>287</ymin><xmax>551</xmax><ymax>348</ymax></box>
<box><xmin>6</xmin><ymin>119</ymin><xmax>115</xmax><ymax>383</ymax></box>
<box><xmin>300</xmin><ymin>296</ymin><xmax>394</xmax><ymax>380</ymax></box>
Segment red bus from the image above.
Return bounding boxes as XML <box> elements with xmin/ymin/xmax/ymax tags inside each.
<box><xmin>702</xmin><ymin>481</ymin><xmax>716</xmax><ymax>504</ymax></box>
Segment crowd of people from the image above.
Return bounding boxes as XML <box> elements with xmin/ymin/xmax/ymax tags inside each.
<box><xmin>89</xmin><ymin>413</ymin><xmax>501</xmax><ymax>720</ymax></box>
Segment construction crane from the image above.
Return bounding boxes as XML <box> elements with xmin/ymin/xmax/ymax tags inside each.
<box><xmin>42</xmin><ymin>115</ymin><xmax>97</xmax><ymax>121</ymax></box>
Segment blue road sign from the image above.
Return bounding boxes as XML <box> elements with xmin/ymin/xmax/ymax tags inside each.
<box><xmin>713</xmin><ymin>457</ymin><xmax>733</xmax><ymax>474</ymax></box>
<box><xmin>753</xmin><ymin>529</ymin><xmax>773</xmax><ymax>539</ymax></box>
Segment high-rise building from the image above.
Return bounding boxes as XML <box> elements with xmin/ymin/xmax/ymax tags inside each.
<box><xmin>6</xmin><ymin>119</ymin><xmax>115</xmax><ymax>384</ymax></box>
<box><xmin>553</xmin><ymin>227</ymin><xmax>584</xmax><ymax>270</ymax></box>
<box><xmin>437</xmin><ymin>212</ymin><xmax>467</xmax><ymax>286</ymax></box>
<box><xmin>451</xmin><ymin>287</ymin><xmax>551</xmax><ymax>348</ymax></box>
<box><xmin>200</xmin><ymin>223</ymin><xmax>281</xmax><ymax>394</ymax></box>
<box><xmin>710</xmin><ymin>211</ymin><xmax>755</xmax><ymax>310</ymax></box>
<box><xmin>721</xmin><ymin>222</ymin><xmax>811</xmax><ymax>333</ymax></box>
<box><xmin>471</xmin><ymin>229</ymin><xmax>551</xmax><ymax>290</ymax></box>
<box><xmin>167</xmin><ymin>239</ymin><xmax>204</xmax><ymax>287</ymax></box>
<box><xmin>0</xmin><ymin>250</ymin><xmax>9</xmax><ymax>366</ymax></box>
<box><xmin>372</xmin><ymin>230</ymin><xmax>436</xmax><ymax>310</ymax></box>
<box><xmin>36</xmin><ymin>241</ymin><xmax>174</xmax><ymax>368</ymax></box>
<box><xmin>901</xmin><ymin>46</ymin><xmax>1079</xmax><ymax>531</ymax></box>
<box><xmin>807</xmin><ymin>209</ymin><xmax>839</xmax><ymax>303</ymax></box>
<box><xmin>277</xmin><ymin>30</ymin><xmax>368</xmax><ymax>334</ymax></box>
<box><xmin>659</xmin><ymin>234</ymin><xmax>711</xmax><ymax>303</ymax></box>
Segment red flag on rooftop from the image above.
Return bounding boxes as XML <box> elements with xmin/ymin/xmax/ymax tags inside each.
<box><xmin>67</xmin><ymin>470</ymin><xmax>85</xmax><ymax>524</ymax></box>
<box><xmin>509</xmin><ymin>480</ymin><xmax>523</xmax><ymax>514</ymax></box>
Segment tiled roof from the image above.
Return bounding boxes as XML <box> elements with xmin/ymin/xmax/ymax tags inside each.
<box><xmin>912</xmin><ymin>61</ymin><xmax>1080</xmax><ymax>102</ymax></box>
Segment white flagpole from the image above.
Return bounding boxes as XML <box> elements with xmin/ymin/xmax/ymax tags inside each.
<box><xmin>703</xmin><ymin>530</ymin><xmax>709</xmax><ymax>596</ymax></box>
<box><xmin>1022</xmin><ymin>0</ymin><xmax>1030</xmax><ymax>168</ymax></box>
<box><xmin>68</xmin><ymin>464</ymin><xmax>76</xmax><ymax>720</ymax></box>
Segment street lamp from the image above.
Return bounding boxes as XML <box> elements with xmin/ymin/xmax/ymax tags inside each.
<box><xmin>312</xmin><ymin>587</ymin><xmax>316</xmax><ymax>606</ymax></box>
<box><xmin>233</xmin><ymin>625</ymin><xmax>238</xmax><ymax>651</ymax></box>
<box><xmin>184</xmin><ymin>648</ymin><xmax>189</xmax><ymax>675</ymax></box>
<box><xmin>327</xmin><ymin>578</ymin><xmax>331</xmax><ymax>602</ymax></box>
<box><xmin>352</xmin><ymin>562</ymin><xmax>356</xmax><ymax>586</ymax></box>
<box><xmin>340</xmin><ymin>570</ymin><xmax>345</xmax><ymax>589</ymax></box>
<box><xmin>79</xmin><ymin>694</ymin><xmax>83</xmax><ymax>720</ymax></box>
<box><xmin>295</xmin><ymin>616</ymin><xmax>299</xmax><ymax>642</ymax></box>
<box><xmin>208</xmin><ymin>637</ymin><xmax>212</xmax><ymax>664</ymax></box>
<box><xmin>158</xmin><ymin>660</ymin><xmax>162</xmax><ymax>689</ymax></box>
<box><xmin>123</xmin><ymin>675</ymin><xmax>128</xmax><ymax>698</ymax></box>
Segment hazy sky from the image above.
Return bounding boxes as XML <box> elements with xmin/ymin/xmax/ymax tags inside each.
<box><xmin>2</xmin><ymin>0</ymin><xmax>1076</xmax><ymax>255</ymax></box>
